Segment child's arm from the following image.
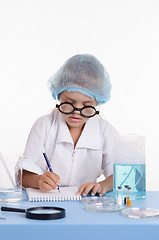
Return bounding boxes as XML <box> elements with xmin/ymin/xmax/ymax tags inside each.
<box><xmin>77</xmin><ymin>174</ymin><xmax>113</xmax><ymax>196</ymax></box>
<box><xmin>22</xmin><ymin>170</ymin><xmax>60</xmax><ymax>191</ymax></box>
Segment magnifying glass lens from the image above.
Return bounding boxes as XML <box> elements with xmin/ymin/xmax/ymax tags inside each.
<box><xmin>29</xmin><ymin>209</ymin><xmax>61</xmax><ymax>214</ymax></box>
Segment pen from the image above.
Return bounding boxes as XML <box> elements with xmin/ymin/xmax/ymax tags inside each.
<box><xmin>42</xmin><ymin>153</ymin><xmax>60</xmax><ymax>192</ymax></box>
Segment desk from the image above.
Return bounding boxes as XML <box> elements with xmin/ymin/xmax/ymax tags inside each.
<box><xmin>0</xmin><ymin>191</ymin><xmax>159</xmax><ymax>240</ymax></box>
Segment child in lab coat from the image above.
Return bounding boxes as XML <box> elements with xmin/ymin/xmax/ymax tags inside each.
<box><xmin>22</xmin><ymin>54</ymin><xmax>119</xmax><ymax>196</ymax></box>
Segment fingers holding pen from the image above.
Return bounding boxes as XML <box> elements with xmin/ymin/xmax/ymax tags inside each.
<box><xmin>38</xmin><ymin>171</ymin><xmax>60</xmax><ymax>191</ymax></box>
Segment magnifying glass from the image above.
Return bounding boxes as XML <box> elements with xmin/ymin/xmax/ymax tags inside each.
<box><xmin>1</xmin><ymin>206</ymin><xmax>66</xmax><ymax>220</ymax></box>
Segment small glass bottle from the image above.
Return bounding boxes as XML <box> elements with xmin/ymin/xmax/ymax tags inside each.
<box><xmin>126</xmin><ymin>187</ymin><xmax>132</xmax><ymax>207</ymax></box>
<box><xmin>117</xmin><ymin>186</ymin><xmax>123</xmax><ymax>205</ymax></box>
<box><xmin>124</xmin><ymin>185</ymin><xmax>129</xmax><ymax>205</ymax></box>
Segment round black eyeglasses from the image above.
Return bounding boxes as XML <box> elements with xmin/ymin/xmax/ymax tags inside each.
<box><xmin>56</xmin><ymin>102</ymin><xmax>99</xmax><ymax>118</ymax></box>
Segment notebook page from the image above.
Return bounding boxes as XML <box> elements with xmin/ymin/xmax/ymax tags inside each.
<box><xmin>26</xmin><ymin>186</ymin><xmax>81</xmax><ymax>201</ymax></box>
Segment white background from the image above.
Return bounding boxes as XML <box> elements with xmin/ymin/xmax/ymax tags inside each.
<box><xmin>0</xmin><ymin>0</ymin><xmax>159</xmax><ymax>190</ymax></box>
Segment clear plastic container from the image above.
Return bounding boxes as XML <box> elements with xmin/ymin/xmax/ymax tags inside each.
<box><xmin>113</xmin><ymin>134</ymin><xmax>146</xmax><ymax>200</ymax></box>
<box><xmin>0</xmin><ymin>153</ymin><xmax>23</xmax><ymax>202</ymax></box>
<box><xmin>84</xmin><ymin>202</ymin><xmax>123</xmax><ymax>213</ymax></box>
<box><xmin>81</xmin><ymin>196</ymin><xmax>114</xmax><ymax>205</ymax></box>
<box><xmin>121</xmin><ymin>207</ymin><xmax>159</xmax><ymax>218</ymax></box>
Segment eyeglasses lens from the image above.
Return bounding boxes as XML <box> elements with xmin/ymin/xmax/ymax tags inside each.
<box><xmin>81</xmin><ymin>107</ymin><xmax>96</xmax><ymax>117</ymax></box>
<box><xmin>60</xmin><ymin>103</ymin><xmax>74</xmax><ymax>113</ymax></box>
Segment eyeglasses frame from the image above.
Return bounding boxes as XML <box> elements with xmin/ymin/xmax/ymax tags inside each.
<box><xmin>56</xmin><ymin>102</ymin><xmax>99</xmax><ymax>118</ymax></box>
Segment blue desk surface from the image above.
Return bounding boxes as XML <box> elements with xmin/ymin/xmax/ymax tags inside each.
<box><xmin>0</xmin><ymin>191</ymin><xmax>159</xmax><ymax>240</ymax></box>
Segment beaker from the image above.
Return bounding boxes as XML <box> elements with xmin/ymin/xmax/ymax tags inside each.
<box><xmin>0</xmin><ymin>153</ymin><xmax>23</xmax><ymax>202</ymax></box>
<box><xmin>113</xmin><ymin>134</ymin><xmax>146</xmax><ymax>200</ymax></box>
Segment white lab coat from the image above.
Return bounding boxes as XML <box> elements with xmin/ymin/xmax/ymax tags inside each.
<box><xmin>22</xmin><ymin>110</ymin><xmax>118</xmax><ymax>188</ymax></box>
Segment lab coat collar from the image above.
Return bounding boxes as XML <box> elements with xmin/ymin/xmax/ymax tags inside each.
<box><xmin>56</xmin><ymin>112</ymin><xmax>74</xmax><ymax>145</ymax></box>
<box><xmin>56</xmin><ymin>112</ymin><xmax>102</xmax><ymax>150</ymax></box>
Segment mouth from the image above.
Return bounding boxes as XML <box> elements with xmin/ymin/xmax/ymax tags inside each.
<box><xmin>69</xmin><ymin>116</ymin><xmax>82</xmax><ymax>123</ymax></box>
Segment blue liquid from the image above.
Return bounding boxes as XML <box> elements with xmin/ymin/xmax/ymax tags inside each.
<box><xmin>113</xmin><ymin>164</ymin><xmax>146</xmax><ymax>200</ymax></box>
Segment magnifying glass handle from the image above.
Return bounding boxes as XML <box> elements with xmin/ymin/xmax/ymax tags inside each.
<box><xmin>1</xmin><ymin>206</ymin><xmax>26</xmax><ymax>213</ymax></box>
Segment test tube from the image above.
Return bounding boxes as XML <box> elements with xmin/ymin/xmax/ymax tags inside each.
<box><xmin>117</xmin><ymin>186</ymin><xmax>123</xmax><ymax>205</ymax></box>
<box><xmin>126</xmin><ymin>187</ymin><xmax>132</xmax><ymax>207</ymax></box>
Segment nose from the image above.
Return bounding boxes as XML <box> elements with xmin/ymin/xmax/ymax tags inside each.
<box><xmin>72</xmin><ymin>107</ymin><xmax>81</xmax><ymax>115</ymax></box>
<box><xmin>72</xmin><ymin>103</ymin><xmax>83</xmax><ymax>115</ymax></box>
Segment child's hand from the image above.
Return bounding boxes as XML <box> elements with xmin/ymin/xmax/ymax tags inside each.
<box><xmin>77</xmin><ymin>182</ymin><xmax>106</xmax><ymax>197</ymax></box>
<box><xmin>38</xmin><ymin>171</ymin><xmax>60</xmax><ymax>191</ymax></box>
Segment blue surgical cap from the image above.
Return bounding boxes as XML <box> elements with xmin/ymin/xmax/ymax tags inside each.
<box><xmin>48</xmin><ymin>54</ymin><xmax>111</xmax><ymax>105</ymax></box>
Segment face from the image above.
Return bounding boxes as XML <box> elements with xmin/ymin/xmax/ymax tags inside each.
<box><xmin>59</xmin><ymin>91</ymin><xmax>97</xmax><ymax>129</ymax></box>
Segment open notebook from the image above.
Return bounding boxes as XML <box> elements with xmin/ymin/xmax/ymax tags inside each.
<box><xmin>26</xmin><ymin>186</ymin><xmax>81</xmax><ymax>202</ymax></box>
